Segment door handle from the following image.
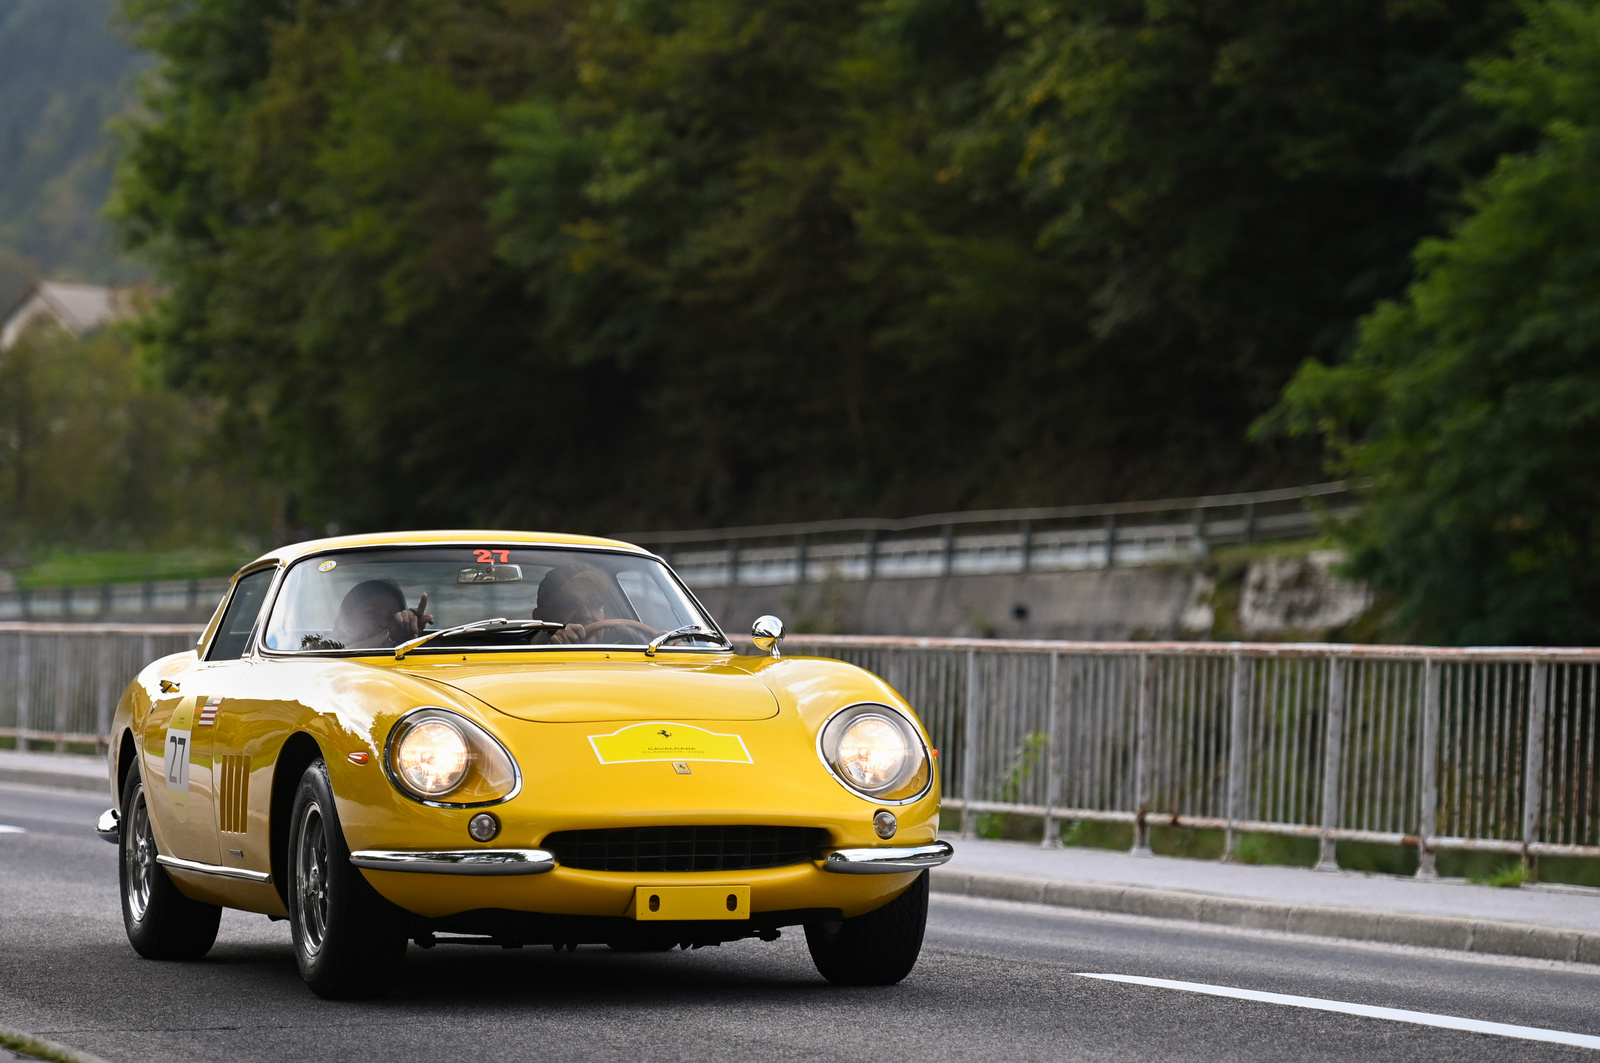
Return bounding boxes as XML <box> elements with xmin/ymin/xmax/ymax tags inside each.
<box><xmin>159</xmin><ymin>679</ymin><xmax>180</xmax><ymax>694</ymax></box>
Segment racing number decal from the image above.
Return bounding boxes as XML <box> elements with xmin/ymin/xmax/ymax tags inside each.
<box><xmin>473</xmin><ymin>549</ymin><xmax>511</xmax><ymax>564</ymax></box>
<box><xmin>163</xmin><ymin>727</ymin><xmax>192</xmax><ymax>792</ymax></box>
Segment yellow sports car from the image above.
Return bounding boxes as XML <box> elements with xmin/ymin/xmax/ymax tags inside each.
<box><xmin>96</xmin><ymin>531</ymin><xmax>950</xmax><ymax>997</ymax></box>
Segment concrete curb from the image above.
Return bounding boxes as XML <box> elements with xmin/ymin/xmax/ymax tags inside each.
<box><xmin>931</xmin><ymin>868</ymin><xmax>1600</xmax><ymax>966</ymax></box>
<box><xmin>0</xmin><ymin>765</ymin><xmax>107</xmax><ymax>795</ymax></box>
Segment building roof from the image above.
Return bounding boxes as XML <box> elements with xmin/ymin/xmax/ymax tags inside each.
<box><xmin>0</xmin><ymin>281</ymin><xmax>130</xmax><ymax>351</ymax></box>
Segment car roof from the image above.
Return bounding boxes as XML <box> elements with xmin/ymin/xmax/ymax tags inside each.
<box><xmin>239</xmin><ymin>530</ymin><xmax>650</xmax><ymax>576</ymax></box>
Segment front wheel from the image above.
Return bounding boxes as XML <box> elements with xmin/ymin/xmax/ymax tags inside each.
<box><xmin>804</xmin><ymin>871</ymin><xmax>929</xmax><ymax>985</ymax></box>
<box><xmin>119</xmin><ymin>764</ymin><xmax>221</xmax><ymax>960</ymax></box>
<box><xmin>286</xmin><ymin>758</ymin><xmax>407</xmax><ymax>998</ymax></box>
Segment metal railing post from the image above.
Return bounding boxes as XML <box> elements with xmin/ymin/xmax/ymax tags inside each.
<box><xmin>1103</xmin><ymin>515</ymin><xmax>1117</xmax><ymax>569</ymax></box>
<box><xmin>1041</xmin><ymin>651</ymin><xmax>1062</xmax><ymax>848</ymax></box>
<box><xmin>1225</xmin><ymin>653</ymin><xmax>1250</xmax><ymax>859</ymax></box>
<box><xmin>1317</xmin><ymin>655</ymin><xmax>1346</xmax><ymax>870</ymax></box>
<box><xmin>1416</xmin><ymin>660</ymin><xmax>1440</xmax><ymax>878</ymax></box>
<box><xmin>1019</xmin><ymin>520</ymin><xmax>1033</xmax><ymax>574</ymax></box>
<box><xmin>1522</xmin><ymin>660</ymin><xmax>1549</xmax><ymax>867</ymax></box>
<box><xmin>1193</xmin><ymin>506</ymin><xmax>1209</xmax><ymax>560</ymax></box>
<box><xmin>1132</xmin><ymin>653</ymin><xmax>1152</xmax><ymax>855</ymax></box>
<box><xmin>16</xmin><ymin>633</ymin><xmax>30</xmax><ymax>751</ymax></box>
<box><xmin>941</xmin><ymin>524</ymin><xmax>955</xmax><ymax>576</ymax></box>
<box><xmin>960</xmin><ymin>648</ymin><xmax>980</xmax><ymax>839</ymax></box>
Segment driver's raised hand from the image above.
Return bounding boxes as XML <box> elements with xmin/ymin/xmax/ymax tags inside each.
<box><xmin>549</xmin><ymin>623</ymin><xmax>587</xmax><ymax>645</ymax></box>
<box><xmin>390</xmin><ymin>593</ymin><xmax>433</xmax><ymax>641</ymax></box>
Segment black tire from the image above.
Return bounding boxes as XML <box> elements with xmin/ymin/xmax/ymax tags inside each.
<box><xmin>805</xmin><ymin>870</ymin><xmax>929</xmax><ymax>985</ymax></box>
<box><xmin>119</xmin><ymin>763</ymin><xmax>222</xmax><ymax>960</ymax></box>
<box><xmin>286</xmin><ymin>758</ymin><xmax>407</xmax><ymax>999</ymax></box>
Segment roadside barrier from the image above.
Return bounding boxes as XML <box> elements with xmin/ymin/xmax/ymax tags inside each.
<box><xmin>1</xmin><ymin>624</ymin><xmax>1594</xmax><ymax>869</ymax></box>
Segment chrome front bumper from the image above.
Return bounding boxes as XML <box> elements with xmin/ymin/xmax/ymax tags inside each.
<box><xmin>819</xmin><ymin>840</ymin><xmax>954</xmax><ymax>874</ymax></box>
<box><xmin>346</xmin><ymin>840</ymin><xmax>953</xmax><ymax>877</ymax></box>
<box><xmin>350</xmin><ymin>848</ymin><xmax>557</xmax><ymax>876</ymax></box>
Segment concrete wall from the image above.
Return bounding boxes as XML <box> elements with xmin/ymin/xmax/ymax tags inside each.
<box><xmin>694</xmin><ymin>567</ymin><xmax>1214</xmax><ymax>642</ymax></box>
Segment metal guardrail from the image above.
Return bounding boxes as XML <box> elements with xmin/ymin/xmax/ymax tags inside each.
<box><xmin>0</xmin><ymin>578</ymin><xmax>229</xmax><ymax>622</ymax></box>
<box><xmin>619</xmin><ymin>481</ymin><xmax>1355</xmax><ymax>588</ymax></box>
<box><xmin>788</xmin><ymin>636</ymin><xmax>1600</xmax><ymax>869</ymax></box>
<box><xmin>3</xmin><ymin>624</ymin><xmax>1593</xmax><ymax>870</ymax></box>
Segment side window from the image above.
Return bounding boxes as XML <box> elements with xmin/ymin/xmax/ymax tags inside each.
<box><xmin>206</xmin><ymin>569</ymin><xmax>276</xmax><ymax>661</ymax></box>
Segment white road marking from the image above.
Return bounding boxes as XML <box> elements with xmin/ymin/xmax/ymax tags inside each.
<box><xmin>0</xmin><ymin>824</ymin><xmax>24</xmax><ymax>833</ymax></box>
<box><xmin>1078</xmin><ymin>973</ymin><xmax>1600</xmax><ymax>1050</ymax></box>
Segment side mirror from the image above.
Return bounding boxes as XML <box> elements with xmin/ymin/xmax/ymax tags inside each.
<box><xmin>751</xmin><ymin>615</ymin><xmax>785</xmax><ymax>657</ymax></box>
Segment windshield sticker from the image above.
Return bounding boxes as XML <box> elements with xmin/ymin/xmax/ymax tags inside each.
<box><xmin>589</xmin><ymin>723</ymin><xmax>752</xmax><ymax>765</ymax></box>
<box><xmin>318</xmin><ymin>559</ymin><xmax>337</xmax><ymax>572</ymax></box>
<box><xmin>473</xmin><ymin>549</ymin><xmax>512</xmax><ymax>564</ymax></box>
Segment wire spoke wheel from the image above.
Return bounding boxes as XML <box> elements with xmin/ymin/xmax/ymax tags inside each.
<box><xmin>295</xmin><ymin>801</ymin><xmax>331</xmax><ymax>956</ymax></box>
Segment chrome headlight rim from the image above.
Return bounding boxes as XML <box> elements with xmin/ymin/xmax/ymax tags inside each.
<box><xmin>815</xmin><ymin>702</ymin><xmax>933</xmax><ymax>806</ymax></box>
<box><xmin>383</xmin><ymin>706</ymin><xmax>522</xmax><ymax>809</ymax></box>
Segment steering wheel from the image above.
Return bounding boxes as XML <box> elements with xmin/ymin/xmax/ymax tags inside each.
<box><xmin>578</xmin><ymin>618</ymin><xmax>659</xmax><ymax>644</ymax></box>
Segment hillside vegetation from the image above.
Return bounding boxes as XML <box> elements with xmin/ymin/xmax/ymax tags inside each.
<box><xmin>0</xmin><ymin>0</ymin><xmax>144</xmax><ymax>284</ymax></box>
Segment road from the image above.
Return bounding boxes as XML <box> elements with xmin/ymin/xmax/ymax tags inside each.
<box><xmin>3</xmin><ymin>782</ymin><xmax>1599</xmax><ymax>1063</ymax></box>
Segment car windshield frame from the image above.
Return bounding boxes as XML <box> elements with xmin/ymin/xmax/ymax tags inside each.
<box><xmin>253</xmin><ymin>542</ymin><xmax>728</xmax><ymax>658</ymax></box>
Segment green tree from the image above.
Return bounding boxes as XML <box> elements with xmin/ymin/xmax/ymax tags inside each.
<box><xmin>114</xmin><ymin>0</ymin><xmax>1524</xmax><ymax>534</ymax></box>
<box><xmin>1271</xmin><ymin>0</ymin><xmax>1600</xmax><ymax>644</ymax></box>
<box><xmin>0</xmin><ymin>316</ymin><xmax>271</xmax><ymax>550</ymax></box>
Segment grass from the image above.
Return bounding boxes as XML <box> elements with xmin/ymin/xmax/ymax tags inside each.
<box><xmin>1469</xmin><ymin>861</ymin><xmax>1529</xmax><ymax>889</ymax></box>
<box><xmin>13</xmin><ymin>548</ymin><xmax>253</xmax><ymax>588</ymax></box>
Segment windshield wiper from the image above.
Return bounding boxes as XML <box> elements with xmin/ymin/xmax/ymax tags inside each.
<box><xmin>394</xmin><ymin>618</ymin><xmax>564</xmax><ymax>660</ymax></box>
<box><xmin>643</xmin><ymin>624</ymin><xmax>730</xmax><ymax>656</ymax></box>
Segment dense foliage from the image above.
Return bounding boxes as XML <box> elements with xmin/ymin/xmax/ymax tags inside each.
<box><xmin>1275</xmin><ymin>0</ymin><xmax>1600</xmax><ymax>645</ymax></box>
<box><xmin>0</xmin><ymin>319</ymin><xmax>272</xmax><ymax>551</ymax></box>
<box><xmin>112</xmin><ymin>0</ymin><xmax>1518</xmax><ymax>535</ymax></box>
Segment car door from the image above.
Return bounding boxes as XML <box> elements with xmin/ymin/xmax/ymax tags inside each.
<box><xmin>190</xmin><ymin>566</ymin><xmax>280</xmax><ymax>877</ymax></box>
<box><xmin>147</xmin><ymin>567</ymin><xmax>275</xmax><ymax>867</ymax></box>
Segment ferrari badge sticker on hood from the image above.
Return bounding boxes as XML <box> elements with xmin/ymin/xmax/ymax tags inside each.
<box><xmin>589</xmin><ymin>723</ymin><xmax>752</xmax><ymax>765</ymax></box>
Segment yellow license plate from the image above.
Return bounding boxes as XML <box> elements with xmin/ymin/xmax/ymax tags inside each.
<box><xmin>631</xmin><ymin>885</ymin><xmax>750</xmax><ymax>921</ymax></box>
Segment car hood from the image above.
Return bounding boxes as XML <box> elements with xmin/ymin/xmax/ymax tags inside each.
<box><xmin>399</xmin><ymin>659</ymin><xmax>781</xmax><ymax>723</ymax></box>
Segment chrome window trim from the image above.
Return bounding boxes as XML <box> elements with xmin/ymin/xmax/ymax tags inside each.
<box><xmin>814</xmin><ymin>702</ymin><xmax>936</xmax><ymax>806</ymax></box>
<box><xmin>201</xmin><ymin>560</ymin><xmax>285</xmax><ymax>661</ymax></box>
<box><xmin>349</xmin><ymin>848</ymin><xmax>556</xmax><ymax>876</ymax></box>
<box><xmin>382</xmin><ymin>706</ymin><xmax>524</xmax><ymax>809</ymax></box>
<box><xmin>156</xmin><ymin>853</ymin><xmax>272</xmax><ymax>883</ymax></box>
<box><xmin>254</xmin><ymin>541</ymin><xmax>728</xmax><ymax>659</ymax></box>
<box><xmin>819</xmin><ymin>841</ymin><xmax>954</xmax><ymax>874</ymax></box>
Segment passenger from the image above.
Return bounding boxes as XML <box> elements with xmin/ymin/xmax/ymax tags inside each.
<box><xmin>531</xmin><ymin>565</ymin><xmax>618</xmax><ymax>645</ymax></box>
<box><xmin>330</xmin><ymin>579</ymin><xmax>433</xmax><ymax>649</ymax></box>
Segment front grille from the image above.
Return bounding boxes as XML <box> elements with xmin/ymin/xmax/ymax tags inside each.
<box><xmin>543</xmin><ymin>825</ymin><xmax>829</xmax><ymax>872</ymax></box>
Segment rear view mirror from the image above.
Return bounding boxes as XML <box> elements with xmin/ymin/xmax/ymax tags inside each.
<box><xmin>457</xmin><ymin>564</ymin><xmax>523</xmax><ymax>584</ymax></box>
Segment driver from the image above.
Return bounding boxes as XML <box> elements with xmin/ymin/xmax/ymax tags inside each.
<box><xmin>530</xmin><ymin>565</ymin><xmax>621</xmax><ymax>645</ymax></box>
<box><xmin>330</xmin><ymin>579</ymin><xmax>433</xmax><ymax>649</ymax></box>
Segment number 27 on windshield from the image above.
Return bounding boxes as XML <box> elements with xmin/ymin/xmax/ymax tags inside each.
<box><xmin>474</xmin><ymin>549</ymin><xmax>510</xmax><ymax>564</ymax></box>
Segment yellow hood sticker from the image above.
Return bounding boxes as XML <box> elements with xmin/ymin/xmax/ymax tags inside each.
<box><xmin>589</xmin><ymin>722</ymin><xmax>752</xmax><ymax>765</ymax></box>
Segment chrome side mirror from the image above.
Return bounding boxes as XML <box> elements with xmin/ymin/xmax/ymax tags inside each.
<box><xmin>751</xmin><ymin>615</ymin><xmax>785</xmax><ymax>657</ymax></box>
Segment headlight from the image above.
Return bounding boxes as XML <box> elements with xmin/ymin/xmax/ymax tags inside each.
<box><xmin>819</xmin><ymin>703</ymin><xmax>931</xmax><ymax>803</ymax></box>
<box><xmin>385</xmin><ymin>708</ymin><xmax>520</xmax><ymax>806</ymax></box>
<box><xmin>395</xmin><ymin>720</ymin><xmax>470</xmax><ymax>795</ymax></box>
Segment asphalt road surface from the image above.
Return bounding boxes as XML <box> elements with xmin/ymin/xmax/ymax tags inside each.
<box><xmin>4</xmin><ymin>782</ymin><xmax>1600</xmax><ymax>1063</ymax></box>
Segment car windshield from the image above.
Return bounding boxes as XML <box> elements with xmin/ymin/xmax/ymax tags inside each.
<box><xmin>260</xmin><ymin>545</ymin><xmax>722</xmax><ymax>655</ymax></box>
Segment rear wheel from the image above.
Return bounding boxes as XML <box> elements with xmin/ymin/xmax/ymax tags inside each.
<box><xmin>286</xmin><ymin>758</ymin><xmax>407</xmax><ymax>998</ymax></box>
<box><xmin>804</xmin><ymin>871</ymin><xmax>928</xmax><ymax>986</ymax></box>
<box><xmin>119</xmin><ymin>764</ymin><xmax>221</xmax><ymax>960</ymax></box>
